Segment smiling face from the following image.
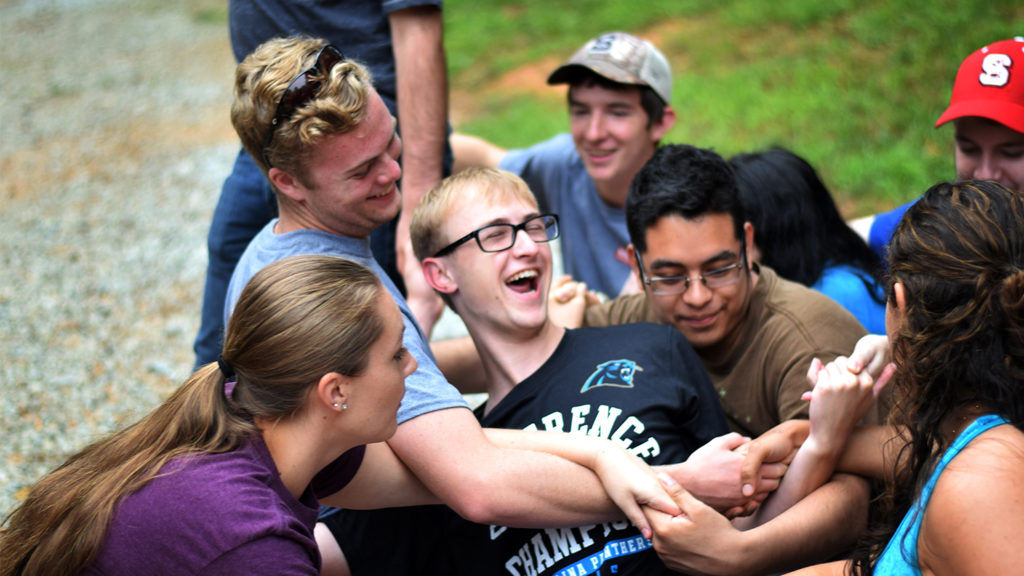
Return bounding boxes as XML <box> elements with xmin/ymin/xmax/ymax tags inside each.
<box><xmin>345</xmin><ymin>291</ymin><xmax>416</xmax><ymax>444</ymax></box>
<box><xmin>953</xmin><ymin>117</ymin><xmax>1024</xmax><ymax>193</ymax></box>
<box><xmin>437</xmin><ymin>190</ymin><xmax>553</xmax><ymax>337</ymax></box>
<box><xmin>281</xmin><ymin>90</ymin><xmax>403</xmax><ymax>238</ymax></box>
<box><xmin>635</xmin><ymin>213</ymin><xmax>755</xmax><ymax>352</ymax></box>
<box><xmin>568</xmin><ymin>83</ymin><xmax>671</xmax><ymax>205</ymax></box>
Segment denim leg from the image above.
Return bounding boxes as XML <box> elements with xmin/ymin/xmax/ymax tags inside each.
<box><xmin>193</xmin><ymin>149</ymin><xmax>277</xmax><ymax>369</ymax></box>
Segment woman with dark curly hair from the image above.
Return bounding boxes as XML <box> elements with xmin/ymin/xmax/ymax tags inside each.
<box><xmin>787</xmin><ymin>179</ymin><xmax>1024</xmax><ymax>575</ymax></box>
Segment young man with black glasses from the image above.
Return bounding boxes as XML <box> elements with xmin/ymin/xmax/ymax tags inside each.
<box><xmin>398</xmin><ymin>166</ymin><xmax>879</xmax><ymax>576</ymax></box>
<box><xmin>403</xmin><ymin>166</ymin><xmax>730</xmax><ymax>575</ymax></box>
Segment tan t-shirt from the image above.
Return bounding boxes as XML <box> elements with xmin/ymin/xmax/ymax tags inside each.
<box><xmin>585</xmin><ymin>266</ymin><xmax>870</xmax><ymax>437</ymax></box>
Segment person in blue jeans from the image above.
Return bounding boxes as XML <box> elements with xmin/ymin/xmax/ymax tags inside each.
<box><xmin>851</xmin><ymin>37</ymin><xmax>1024</xmax><ymax>260</ymax></box>
<box><xmin>194</xmin><ymin>0</ymin><xmax>451</xmax><ymax>368</ymax></box>
<box><xmin>785</xmin><ymin>179</ymin><xmax>1024</xmax><ymax>575</ymax></box>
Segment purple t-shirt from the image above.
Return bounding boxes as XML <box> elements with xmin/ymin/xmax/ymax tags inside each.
<box><xmin>82</xmin><ymin>436</ymin><xmax>364</xmax><ymax>575</ymax></box>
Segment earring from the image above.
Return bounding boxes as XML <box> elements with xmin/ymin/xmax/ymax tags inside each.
<box><xmin>332</xmin><ymin>402</ymin><xmax>340</xmax><ymax>408</ymax></box>
<box><xmin>341</xmin><ymin>403</ymin><xmax>348</xmax><ymax>410</ymax></box>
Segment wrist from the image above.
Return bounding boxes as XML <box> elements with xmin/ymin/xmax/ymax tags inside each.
<box><xmin>711</xmin><ymin>529</ymin><xmax>759</xmax><ymax>576</ymax></box>
<box><xmin>660</xmin><ymin>461</ymin><xmax>694</xmax><ymax>490</ymax></box>
<box><xmin>796</xmin><ymin>434</ymin><xmax>842</xmax><ymax>467</ymax></box>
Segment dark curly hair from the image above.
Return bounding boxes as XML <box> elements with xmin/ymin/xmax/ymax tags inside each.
<box><xmin>852</xmin><ymin>179</ymin><xmax>1024</xmax><ymax>574</ymax></box>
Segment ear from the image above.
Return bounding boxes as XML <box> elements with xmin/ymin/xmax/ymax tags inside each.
<box><xmin>627</xmin><ymin>243</ymin><xmax>641</xmax><ymax>276</ymax></box>
<box><xmin>421</xmin><ymin>257</ymin><xmax>458</xmax><ymax>295</ymax></box>
<box><xmin>316</xmin><ymin>372</ymin><xmax>349</xmax><ymax>412</ymax></box>
<box><xmin>743</xmin><ymin>222</ymin><xmax>756</xmax><ymax>259</ymax></box>
<box><xmin>893</xmin><ymin>281</ymin><xmax>907</xmax><ymax>315</ymax></box>
<box><xmin>267</xmin><ymin>167</ymin><xmax>308</xmax><ymax>204</ymax></box>
<box><xmin>648</xmin><ymin>106</ymin><xmax>677</xmax><ymax>142</ymax></box>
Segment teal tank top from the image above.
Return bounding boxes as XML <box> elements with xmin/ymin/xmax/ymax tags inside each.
<box><xmin>873</xmin><ymin>414</ymin><xmax>1010</xmax><ymax>575</ymax></box>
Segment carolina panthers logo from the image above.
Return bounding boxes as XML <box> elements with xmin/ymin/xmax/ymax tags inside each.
<box><xmin>581</xmin><ymin>359</ymin><xmax>642</xmax><ymax>392</ymax></box>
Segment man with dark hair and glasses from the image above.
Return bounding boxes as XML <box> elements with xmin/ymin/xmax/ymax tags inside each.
<box><xmin>583</xmin><ymin>144</ymin><xmax>871</xmax><ymax>438</ymax></box>
<box><xmin>222</xmin><ymin>36</ymin><xmax>743</xmax><ymax>576</ymax></box>
<box><xmin>576</xmin><ymin>144</ymin><xmax>881</xmax><ymax>573</ymax></box>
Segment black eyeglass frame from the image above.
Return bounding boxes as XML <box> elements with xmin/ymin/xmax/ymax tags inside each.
<box><xmin>432</xmin><ymin>213</ymin><xmax>561</xmax><ymax>258</ymax></box>
<box><xmin>634</xmin><ymin>236</ymin><xmax>748</xmax><ymax>295</ymax></box>
<box><xmin>261</xmin><ymin>44</ymin><xmax>346</xmax><ymax>168</ymax></box>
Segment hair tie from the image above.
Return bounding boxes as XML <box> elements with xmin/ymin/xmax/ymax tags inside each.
<box><xmin>217</xmin><ymin>355</ymin><xmax>236</xmax><ymax>379</ymax></box>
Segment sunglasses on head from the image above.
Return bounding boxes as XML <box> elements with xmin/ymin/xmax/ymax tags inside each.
<box><xmin>261</xmin><ymin>44</ymin><xmax>346</xmax><ymax>168</ymax></box>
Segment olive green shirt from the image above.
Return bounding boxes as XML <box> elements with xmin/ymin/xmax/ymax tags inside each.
<box><xmin>584</xmin><ymin>266</ymin><xmax>870</xmax><ymax>437</ymax></box>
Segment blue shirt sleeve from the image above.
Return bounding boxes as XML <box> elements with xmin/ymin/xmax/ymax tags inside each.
<box><xmin>868</xmin><ymin>200</ymin><xmax>916</xmax><ymax>261</ymax></box>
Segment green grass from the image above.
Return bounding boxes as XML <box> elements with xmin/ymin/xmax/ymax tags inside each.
<box><xmin>444</xmin><ymin>0</ymin><xmax>1022</xmax><ymax>216</ymax></box>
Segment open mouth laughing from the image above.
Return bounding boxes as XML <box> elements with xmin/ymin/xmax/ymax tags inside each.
<box><xmin>505</xmin><ymin>269</ymin><xmax>540</xmax><ymax>295</ymax></box>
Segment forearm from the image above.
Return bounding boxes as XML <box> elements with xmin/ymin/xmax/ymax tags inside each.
<box><xmin>450</xmin><ymin>132</ymin><xmax>507</xmax><ymax>172</ymax></box>
<box><xmin>730</xmin><ymin>473</ymin><xmax>869</xmax><ymax>574</ymax></box>
<box><xmin>390</xmin><ymin>6</ymin><xmax>447</xmax><ymax>212</ymax></box>
<box><xmin>836</xmin><ymin>425</ymin><xmax>903</xmax><ymax>480</ymax></box>
<box><xmin>484</xmin><ymin>428</ymin><xmax>614</xmax><ymax>475</ymax></box>
<box><xmin>735</xmin><ymin>439</ymin><xmax>838</xmax><ymax>529</ymax></box>
<box><xmin>389</xmin><ymin>408</ymin><xmax>619</xmax><ymax>527</ymax></box>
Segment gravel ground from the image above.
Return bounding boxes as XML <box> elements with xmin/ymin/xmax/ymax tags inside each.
<box><xmin>0</xmin><ymin>0</ymin><xmax>481</xmax><ymax>521</ymax></box>
<box><xmin>0</xmin><ymin>0</ymin><xmax>237</xmax><ymax>518</ymax></box>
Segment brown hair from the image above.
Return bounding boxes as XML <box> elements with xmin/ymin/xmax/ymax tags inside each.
<box><xmin>0</xmin><ymin>255</ymin><xmax>384</xmax><ymax>575</ymax></box>
<box><xmin>853</xmin><ymin>180</ymin><xmax>1024</xmax><ymax>574</ymax></box>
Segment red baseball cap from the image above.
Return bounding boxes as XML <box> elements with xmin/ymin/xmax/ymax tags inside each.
<box><xmin>935</xmin><ymin>37</ymin><xmax>1024</xmax><ymax>134</ymax></box>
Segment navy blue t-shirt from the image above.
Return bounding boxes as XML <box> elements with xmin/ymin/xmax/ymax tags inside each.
<box><xmin>228</xmin><ymin>0</ymin><xmax>443</xmax><ymax>108</ymax></box>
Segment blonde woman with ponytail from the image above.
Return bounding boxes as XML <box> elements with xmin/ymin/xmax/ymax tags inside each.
<box><xmin>1</xmin><ymin>255</ymin><xmax>429</xmax><ymax>575</ymax></box>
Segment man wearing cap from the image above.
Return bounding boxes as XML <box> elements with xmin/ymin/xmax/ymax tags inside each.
<box><xmin>451</xmin><ymin>31</ymin><xmax>677</xmax><ymax>300</ymax></box>
<box><xmin>852</xmin><ymin>36</ymin><xmax>1024</xmax><ymax>258</ymax></box>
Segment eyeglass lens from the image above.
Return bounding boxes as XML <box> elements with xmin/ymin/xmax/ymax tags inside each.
<box><xmin>479</xmin><ymin>215</ymin><xmax>558</xmax><ymax>252</ymax></box>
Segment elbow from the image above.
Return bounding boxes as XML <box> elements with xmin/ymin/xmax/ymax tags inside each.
<box><xmin>449</xmin><ymin>495</ymin><xmax>505</xmax><ymax>525</ymax></box>
<box><xmin>436</xmin><ymin>469</ymin><xmax>523</xmax><ymax>525</ymax></box>
<box><xmin>441</xmin><ymin>477</ymin><xmax>513</xmax><ymax>525</ymax></box>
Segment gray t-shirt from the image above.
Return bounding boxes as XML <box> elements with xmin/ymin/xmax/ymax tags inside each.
<box><xmin>226</xmin><ymin>220</ymin><xmax>468</xmax><ymax>423</ymax></box>
<box><xmin>500</xmin><ymin>133</ymin><xmax>632</xmax><ymax>298</ymax></box>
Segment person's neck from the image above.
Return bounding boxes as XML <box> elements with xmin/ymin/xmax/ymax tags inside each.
<box><xmin>274</xmin><ymin>208</ymin><xmax>367</xmax><ymax>239</ymax></box>
<box><xmin>258</xmin><ymin>413</ymin><xmax>351</xmax><ymax>499</ymax></box>
<box><xmin>593</xmin><ymin>178</ymin><xmax>630</xmax><ymax>208</ymax></box>
<box><xmin>470</xmin><ymin>320</ymin><xmax>565</xmax><ymax>414</ymax></box>
<box><xmin>941</xmin><ymin>403</ymin><xmax>990</xmax><ymax>444</ymax></box>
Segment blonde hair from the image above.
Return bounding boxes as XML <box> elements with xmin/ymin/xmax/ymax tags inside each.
<box><xmin>410</xmin><ymin>167</ymin><xmax>540</xmax><ymax>262</ymax></box>
<box><xmin>231</xmin><ymin>36</ymin><xmax>373</xmax><ymax>186</ymax></box>
<box><xmin>0</xmin><ymin>255</ymin><xmax>384</xmax><ymax>575</ymax></box>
